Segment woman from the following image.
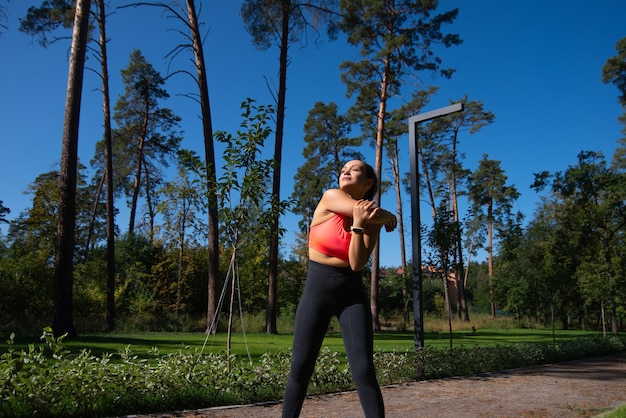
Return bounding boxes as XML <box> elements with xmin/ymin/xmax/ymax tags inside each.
<box><xmin>282</xmin><ymin>160</ymin><xmax>397</xmax><ymax>418</ymax></box>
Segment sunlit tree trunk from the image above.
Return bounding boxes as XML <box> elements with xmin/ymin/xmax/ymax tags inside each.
<box><xmin>389</xmin><ymin>147</ymin><xmax>409</xmax><ymax>325</ymax></box>
<box><xmin>370</xmin><ymin>54</ymin><xmax>391</xmax><ymax>332</ymax></box>
<box><xmin>449</xmin><ymin>129</ymin><xmax>469</xmax><ymax>321</ymax></box>
<box><xmin>176</xmin><ymin>0</ymin><xmax>219</xmax><ymax>335</ymax></box>
<box><xmin>52</xmin><ymin>0</ymin><xmax>92</xmax><ymax>338</ymax></box>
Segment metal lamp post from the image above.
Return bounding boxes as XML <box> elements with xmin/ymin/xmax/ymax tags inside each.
<box><xmin>408</xmin><ymin>102</ymin><xmax>463</xmax><ymax>350</ymax></box>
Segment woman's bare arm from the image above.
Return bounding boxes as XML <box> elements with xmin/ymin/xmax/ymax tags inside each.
<box><xmin>314</xmin><ymin>189</ymin><xmax>397</xmax><ymax>226</ymax></box>
<box><xmin>348</xmin><ymin>200</ymin><xmax>396</xmax><ymax>271</ymax></box>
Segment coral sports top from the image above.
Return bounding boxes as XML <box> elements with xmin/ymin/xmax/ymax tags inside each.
<box><xmin>309</xmin><ymin>214</ymin><xmax>351</xmax><ymax>262</ymax></box>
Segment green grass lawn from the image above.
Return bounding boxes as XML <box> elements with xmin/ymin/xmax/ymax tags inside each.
<box><xmin>1</xmin><ymin>328</ymin><xmax>605</xmax><ymax>361</ymax></box>
<box><xmin>598</xmin><ymin>403</ymin><xmax>626</xmax><ymax>418</ymax></box>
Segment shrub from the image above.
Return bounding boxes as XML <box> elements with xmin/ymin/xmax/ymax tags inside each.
<box><xmin>1</xmin><ymin>329</ymin><xmax>624</xmax><ymax>417</ymax></box>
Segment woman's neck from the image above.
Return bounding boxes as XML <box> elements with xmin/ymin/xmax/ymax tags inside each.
<box><xmin>342</xmin><ymin>188</ymin><xmax>363</xmax><ymax>200</ymax></box>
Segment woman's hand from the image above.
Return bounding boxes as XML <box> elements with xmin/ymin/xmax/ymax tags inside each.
<box><xmin>352</xmin><ymin>200</ymin><xmax>397</xmax><ymax>231</ymax></box>
<box><xmin>383</xmin><ymin>217</ymin><xmax>397</xmax><ymax>232</ymax></box>
<box><xmin>352</xmin><ymin>199</ymin><xmax>375</xmax><ymax>228</ymax></box>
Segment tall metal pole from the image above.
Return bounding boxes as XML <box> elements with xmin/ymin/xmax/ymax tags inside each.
<box><xmin>408</xmin><ymin>102</ymin><xmax>463</xmax><ymax>351</ymax></box>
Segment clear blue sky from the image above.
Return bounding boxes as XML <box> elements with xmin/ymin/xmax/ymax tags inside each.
<box><xmin>1</xmin><ymin>1</ymin><xmax>624</xmax><ymax>267</ymax></box>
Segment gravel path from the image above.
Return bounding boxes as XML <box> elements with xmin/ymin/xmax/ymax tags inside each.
<box><xmin>126</xmin><ymin>353</ymin><xmax>626</xmax><ymax>418</ymax></box>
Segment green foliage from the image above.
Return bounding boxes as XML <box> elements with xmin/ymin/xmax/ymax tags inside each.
<box><xmin>598</xmin><ymin>402</ymin><xmax>626</xmax><ymax>418</ymax></box>
<box><xmin>215</xmin><ymin>98</ymin><xmax>276</xmax><ymax>250</ymax></box>
<box><xmin>0</xmin><ymin>201</ymin><xmax>9</xmax><ymax>225</ymax></box>
<box><xmin>309</xmin><ymin>347</ymin><xmax>352</xmax><ymax>393</ymax></box>
<box><xmin>0</xmin><ymin>252</ymin><xmax>54</xmax><ymax>334</ymax></box>
<box><xmin>373</xmin><ymin>348</ymin><xmax>418</xmax><ymax>383</ymax></box>
<box><xmin>212</xmin><ymin>99</ymin><xmax>285</xmax><ymax>324</ymax></box>
<box><xmin>602</xmin><ymin>36</ymin><xmax>626</xmax><ymax>107</ymax></box>
<box><xmin>18</xmin><ymin>0</ymin><xmax>75</xmax><ymax>48</ymax></box>
<box><xmin>339</xmin><ymin>0</ymin><xmax>461</xmax><ymax>100</ymax></box>
<box><xmin>292</xmin><ymin>101</ymin><xmax>364</xmax><ymax>233</ymax></box>
<box><xmin>241</xmin><ymin>0</ymin><xmax>338</xmax><ymax>51</ymax></box>
<box><xmin>415</xmin><ymin>335</ymin><xmax>625</xmax><ymax>380</ymax></box>
<box><xmin>1</xmin><ymin>329</ymin><xmax>623</xmax><ymax>417</ymax></box>
<box><xmin>513</xmin><ymin>151</ymin><xmax>626</xmax><ymax>331</ymax></box>
<box><xmin>468</xmin><ymin>154</ymin><xmax>520</xmax><ymax>240</ymax></box>
<box><xmin>0</xmin><ymin>163</ymin><xmax>108</xmax><ymax>334</ymax></box>
<box><xmin>277</xmin><ymin>259</ymin><xmax>308</xmax><ymax>317</ymax></box>
<box><xmin>113</xmin><ymin>49</ymin><xmax>183</xmax><ymax>234</ymax></box>
<box><xmin>378</xmin><ymin>267</ymin><xmax>411</xmax><ymax>320</ymax></box>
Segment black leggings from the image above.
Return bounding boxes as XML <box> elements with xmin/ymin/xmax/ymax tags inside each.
<box><xmin>282</xmin><ymin>260</ymin><xmax>384</xmax><ymax>418</ymax></box>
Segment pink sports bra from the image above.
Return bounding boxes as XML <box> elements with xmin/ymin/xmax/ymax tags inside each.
<box><xmin>309</xmin><ymin>214</ymin><xmax>351</xmax><ymax>262</ymax></box>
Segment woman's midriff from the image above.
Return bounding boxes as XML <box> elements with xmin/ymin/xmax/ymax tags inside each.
<box><xmin>308</xmin><ymin>247</ymin><xmax>350</xmax><ymax>268</ymax></box>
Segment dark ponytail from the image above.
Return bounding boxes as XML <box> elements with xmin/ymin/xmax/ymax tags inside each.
<box><xmin>362</xmin><ymin>162</ymin><xmax>378</xmax><ymax>201</ymax></box>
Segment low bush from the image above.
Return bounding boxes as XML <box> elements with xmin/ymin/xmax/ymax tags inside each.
<box><xmin>1</xmin><ymin>328</ymin><xmax>624</xmax><ymax>417</ymax></box>
<box><xmin>414</xmin><ymin>335</ymin><xmax>625</xmax><ymax>380</ymax></box>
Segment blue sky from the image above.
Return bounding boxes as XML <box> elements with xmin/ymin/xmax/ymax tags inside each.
<box><xmin>1</xmin><ymin>1</ymin><xmax>625</xmax><ymax>267</ymax></box>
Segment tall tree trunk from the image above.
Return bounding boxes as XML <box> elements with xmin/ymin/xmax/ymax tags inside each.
<box><xmin>181</xmin><ymin>0</ymin><xmax>218</xmax><ymax>335</ymax></box>
<box><xmin>143</xmin><ymin>161</ymin><xmax>156</xmax><ymax>241</ymax></box>
<box><xmin>370</xmin><ymin>54</ymin><xmax>391</xmax><ymax>331</ymax></box>
<box><xmin>390</xmin><ymin>148</ymin><xmax>409</xmax><ymax>325</ymax></box>
<box><xmin>265</xmin><ymin>0</ymin><xmax>290</xmax><ymax>335</ymax></box>
<box><xmin>453</xmin><ymin>203</ymin><xmax>469</xmax><ymax>321</ymax></box>
<box><xmin>226</xmin><ymin>253</ymin><xmax>237</xmax><ymax>363</ymax></box>
<box><xmin>450</xmin><ymin>130</ymin><xmax>469</xmax><ymax>321</ymax></box>
<box><xmin>52</xmin><ymin>0</ymin><xmax>91</xmax><ymax>338</ymax></box>
<box><xmin>85</xmin><ymin>170</ymin><xmax>105</xmax><ymax>254</ymax></box>
<box><xmin>97</xmin><ymin>0</ymin><xmax>116</xmax><ymax>332</ymax></box>
<box><xmin>602</xmin><ymin>234</ymin><xmax>618</xmax><ymax>335</ymax></box>
<box><xmin>419</xmin><ymin>146</ymin><xmax>438</xmax><ymax>228</ymax></box>
<box><xmin>443</xmin><ymin>267</ymin><xmax>453</xmax><ymax>348</ymax></box>
<box><xmin>129</xmin><ymin>107</ymin><xmax>149</xmax><ymax>233</ymax></box>
<box><xmin>370</xmin><ymin>247</ymin><xmax>381</xmax><ymax>331</ymax></box>
<box><xmin>488</xmin><ymin>197</ymin><xmax>496</xmax><ymax>318</ymax></box>
<box><xmin>188</xmin><ymin>3</ymin><xmax>219</xmax><ymax>334</ymax></box>
<box><xmin>128</xmin><ymin>139</ymin><xmax>144</xmax><ymax>233</ymax></box>
<box><xmin>177</xmin><ymin>209</ymin><xmax>185</xmax><ymax>313</ymax></box>
<box><xmin>420</xmin><ymin>142</ymin><xmax>453</xmax><ymax>323</ymax></box>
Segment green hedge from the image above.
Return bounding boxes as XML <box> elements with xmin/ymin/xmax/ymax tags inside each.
<box><xmin>1</xmin><ymin>329</ymin><xmax>624</xmax><ymax>417</ymax></box>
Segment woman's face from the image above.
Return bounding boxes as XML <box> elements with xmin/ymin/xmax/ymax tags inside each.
<box><xmin>339</xmin><ymin>160</ymin><xmax>373</xmax><ymax>195</ymax></box>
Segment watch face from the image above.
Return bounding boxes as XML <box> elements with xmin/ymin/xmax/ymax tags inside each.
<box><xmin>351</xmin><ymin>226</ymin><xmax>364</xmax><ymax>233</ymax></box>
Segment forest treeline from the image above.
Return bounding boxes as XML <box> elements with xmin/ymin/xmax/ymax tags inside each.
<box><xmin>0</xmin><ymin>1</ymin><xmax>625</xmax><ymax>338</ymax></box>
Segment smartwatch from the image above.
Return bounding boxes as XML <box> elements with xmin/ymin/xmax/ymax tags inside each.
<box><xmin>350</xmin><ymin>226</ymin><xmax>364</xmax><ymax>234</ymax></box>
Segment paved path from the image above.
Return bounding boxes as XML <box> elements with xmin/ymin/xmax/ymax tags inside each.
<box><xmin>128</xmin><ymin>353</ymin><xmax>626</xmax><ymax>418</ymax></box>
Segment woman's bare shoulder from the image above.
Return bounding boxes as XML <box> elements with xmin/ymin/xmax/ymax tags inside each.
<box><xmin>318</xmin><ymin>189</ymin><xmax>355</xmax><ymax>217</ymax></box>
<box><xmin>311</xmin><ymin>189</ymin><xmax>352</xmax><ymax>226</ymax></box>
<box><xmin>315</xmin><ymin>189</ymin><xmax>341</xmax><ymax>210</ymax></box>
<box><xmin>322</xmin><ymin>188</ymin><xmax>344</xmax><ymax>198</ymax></box>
